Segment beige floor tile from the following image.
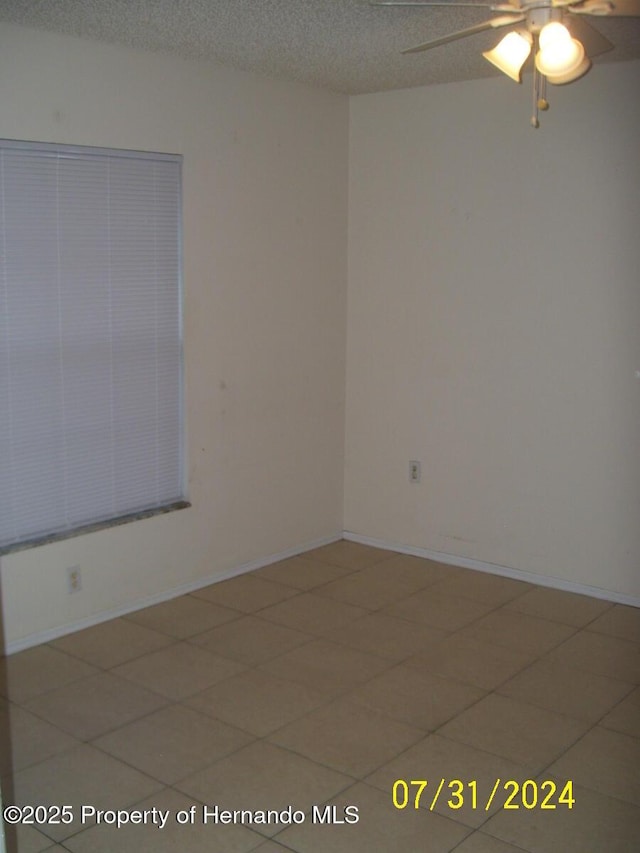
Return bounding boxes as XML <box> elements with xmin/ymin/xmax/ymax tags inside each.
<box><xmin>94</xmin><ymin>704</ymin><xmax>252</xmax><ymax>785</ymax></box>
<box><xmin>112</xmin><ymin>642</ymin><xmax>245</xmax><ymax>700</ymax></box>
<box><xmin>365</xmin><ymin>552</ymin><xmax>464</xmax><ymax>587</ymax></box>
<box><xmin>548</xmin><ymin>726</ymin><xmax>640</xmax><ymax>806</ymax></box>
<box><xmin>586</xmin><ymin>604</ymin><xmax>640</xmax><ymax>644</ymax></box>
<box><xmin>497</xmin><ymin>659</ymin><xmax>634</xmax><ymax>723</ymax></box>
<box><xmin>176</xmin><ymin>741</ymin><xmax>352</xmax><ymax>838</ymax></box>
<box><xmin>453</xmin><ymin>833</ymin><xmax>531</xmax><ymax>853</ymax></box>
<box><xmin>505</xmin><ymin>586</ymin><xmax>613</xmax><ymax>627</ymax></box>
<box><xmin>259</xmin><ymin>639</ymin><xmax>391</xmax><ymax>696</ymax></box>
<box><xmin>256</xmin><ymin>556</ymin><xmax>354</xmax><ymax>589</ymax></box>
<box><xmin>124</xmin><ymin>594</ymin><xmax>241</xmax><ymax>639</ymax></box>
<box><xmin>50</xmin><ymin>619</ymin><xmax>174</xmax><ymax>669</ymax></box>
<box><xmin>439</xmin><ymin>694</ymin><xmax>589</xmax><ymax>773</ymax></box>
<box><xmin>63</xmin><ymin>787</ymin><xmax>261</xmax><ymax>853</ymax></box>
<box><xmin>185</xmin><ymin>669</ymin><xmax>330</xmax><ymax>736</ymax></box>
<box><xmin>428</xmin><ymin>570</ymin><xmax>532</xmax><ymax>607</ymax></box>
<box><xmin>366</xmin><ymin>733</ymin><xmax>531</xmax><ymax>829</ymax></box>
<box><xmin>310</xmin><ymin>554</ymin><xmax>456</xmax><ymax>610</ymax></box>
<box><xmin>10</xmin><ymin>744</ymin><xmax>162</xmax><ymax>841</ymax></box>
<box><xmin>191</xmin><ymin>574</ymin><xmax>299</xmax><ymax>613</ymax></box>
<box><xmin>0</xmin><ymin>704</ymin><xmax>79</xmax><ymax>774</ymax></box>
<box><xmin>457</xmin><ymin>609</ymin><xmax>575</xmax><ymax>656</ymax></box>
<box><xmin>484</xmin><ymin>779</ymin><xmax>640</xmax><ymax>853</ymax></box>
<box><xmin>275</xmin><ymin>781</ymin><xmax>469</xmax><ymax>853</ymax></box>
<box><xmin>35</xmin><ymin>847</ymin><xmax>68</xmax><ymax>852</ymax></box>
<box><xmin>347</xmin><ymin>665</ymin><xmax>484</xmax><ymax>731</ymax></box>
<box><xmin>188</xmin><ymin>615</ymin><xmax>313</xmax><ymax>666</ymax></box>
<box><xmin>543</xmin><ymin>630</ymin><xmax>640</xmax><ymax>684</ymax></box>
<box><xmin>12</xmin><ymin>824</ymin><xmax>58</xmax><ymax>853</ymax></box>
<box><xmin>329</xmin><ymin>613</ymin><xmax>448</xmax><ymax>662</ymax></box>
<box><xmin>24</xmin><ymin>672</ymin><xmax>168</xmax><ymax>740</ymax></box>
<box><xmin>258</xmin><ymin>593</ymin><xmax>368</xmax><ymax>636</ymax></box>
<box><xmin>600</xmin><ymin>686</ymin><xmax>640</xmax><ymax>738</ymax></box>
<box><xmin>268</xmin><ymin>697</ymin><xmax>425</xmax><ymax>778</ymax></box>
<box><xmin>314</xmin><ymin>554</ymin><xmax>449</xmax><ymax>610</ymax></box>
<box><xmin>313</xmin><ymin>571</ymin><xmax>422</xmax><ymax>611</ymax></box>
<box><xmin>0</xmin><ymin>646</ymin><xmax>97</xmax><ymax>704</ymax></box>
<box><xmin>406</xmin><ymin>634</ymin><xmax>534</xmax><ymax>691</ymax></box>
<box><xmin>1</xmin><ymin>556</ymin><xmax>634</xmax><ymax>853</ymax></box>
<box><xmin>301</xmin><ymin>540</ymin><xmax>392</xmax><ymax>571</ymax></box>
<box><xmin>384</xmin><ymin>589</ymin><xmax>495</xmax><ymax>631</ymax></box>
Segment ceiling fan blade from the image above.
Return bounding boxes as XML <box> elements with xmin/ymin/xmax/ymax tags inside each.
<box><xmin>370</xmin><ymin>1</ymin><xmax>521</xmax><ymax>10</ymax></box>
<box><xmin>567</xmin><ymin>0</ymin><xmax>640</xmax><ymax>15</ymax></box>
<box><xmin>565</xmin><ymin>16</ymin><xmax>614</xmax><ymax>56</ymax></box>
<box><xmin>401</xmin><ymin>13</ymin><xmax>524</xmax><ymax>53</ymax></box>
<box><xmin>608</xmin><ymin>0</ymin><xmax>640</xmax><ymax>12</ymax></box>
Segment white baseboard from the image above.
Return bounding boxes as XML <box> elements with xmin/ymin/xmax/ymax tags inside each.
<box><xmin>343</xmin><ymin>530</ymin><xmax>640</xmax><ymax>608</ymax></box>
<box><xmin>4</xmin><ymin>531</ymin><xmax>343</xmax><ymax>655</ymax></box>
<box><xmin>7</xmin><ymin>528</ymin><xmax>637</xmax><ymax>655</ymax></box>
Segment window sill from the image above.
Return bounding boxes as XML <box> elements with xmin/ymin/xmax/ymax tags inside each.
<box><xmin>0</xmin><ymin>501</ymin><xmax>191</xmax><ymax>557</ymax></box>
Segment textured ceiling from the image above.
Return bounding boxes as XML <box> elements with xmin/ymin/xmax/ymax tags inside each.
<box><xmin>1</xmin><ymin>0</ymin><xmax>640</xmax><ymax>94</ymax></box>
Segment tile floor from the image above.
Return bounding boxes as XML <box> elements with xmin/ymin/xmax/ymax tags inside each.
<box><xmin>0</xmin><ymin>540</ymin><xmax>639</xmax><ymax>852</ymax></box>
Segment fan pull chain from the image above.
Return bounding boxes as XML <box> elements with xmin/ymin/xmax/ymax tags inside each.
<box><xmin>531</xmin><ymin>68</ymin><xmax>540</xmax><ymax>128</ymax></box>
<box><xmin>532</xmin><ymin>69</ymin><xmax>550</xmax><ymax>127</ymax></box>
<box><xmin>531</xmin><ymin>35</ymin><xmax>549</xmax><ymax>128</ymax></box>
<box><xmin>538</xmin><ymin>71</ymin><xmax>549</xmax><ymax>112</ymax></box>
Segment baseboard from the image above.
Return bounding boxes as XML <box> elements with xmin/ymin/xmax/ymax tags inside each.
<box><xmin>343</xmin><ymin>530</ymin><xmax>640</xmax><ymax>608</ymax></box>
<box><xmin>8</xmin><ymin>528</ymin><xmax>637</xmax><ymax>654</ymax></box>
<box><xmin>4</xmin><ymin>530</ymin><xmax>343</xmax><ymax>655</ymax></box>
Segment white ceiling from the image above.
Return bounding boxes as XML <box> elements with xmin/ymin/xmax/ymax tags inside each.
<box><xmin>2</xmin><ymin>0</ymin><xmax>639</xmax><ymax>94</ymax></box>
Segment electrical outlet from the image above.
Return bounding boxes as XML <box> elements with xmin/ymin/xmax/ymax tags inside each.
<box><xmin>67</xmin><ymin>566</ymin><xmax>82</xmax><ymax>594</ymax></box>
<box><xmin>409</xmin><ymin>460</ymin><xmax>421</xmax><ymax>483</ymax></box>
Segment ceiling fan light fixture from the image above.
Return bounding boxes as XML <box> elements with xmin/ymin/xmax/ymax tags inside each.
<box><xmin>483</xmin><ymin>30</ymin><xmax>532</xmax><ymax>83</ymax></box>
<box><xmin>535</xmin><ymin>21</ymin><xmax>589</xmax><ymax>83</ymax></box>
<box><xmin>538</xmin><ymin>22</ymin><xmax>572</xmax><ymax>52</ymax></box>
<box><xmin>542</xmin><ymin>55</ymin><xmax>592</xmax><ymax>84</ymax></box>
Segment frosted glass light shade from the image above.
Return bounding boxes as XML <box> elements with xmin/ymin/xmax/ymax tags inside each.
<box><xmin>535</xmin><ymin>22</ymin><xmax>589</xmax><ymax>84</ymax></box>
<box><xmin>483</xmin><ymin>31</ymin><xmax>532</xmax><ymax>82</ymax></box>
<box><xmin>539</xmin><ymin>22</ymin><xmax>571</xmax><ymax>52</ymax></box>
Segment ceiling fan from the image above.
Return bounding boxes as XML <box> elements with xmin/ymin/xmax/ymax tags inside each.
<box><xmin>372</xmin><ymin>0</ymin><xmax>640</xmax><ymax>126</ymax></box>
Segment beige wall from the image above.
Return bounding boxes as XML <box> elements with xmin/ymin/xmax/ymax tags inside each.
<box><xmin>0</xmin><ymin>24</ymin><xmax>349</xmax><ymax>649</ymax></box>
<box><xmin>345</xmin><ymin>60</ymin><xmax>640</xmax><ymax>599</ymax></box>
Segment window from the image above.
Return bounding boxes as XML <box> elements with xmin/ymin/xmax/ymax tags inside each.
<box><xmin>0</xmin><ymin>140</ymin><xmax>185</xmax><ymax>551</ymax></box>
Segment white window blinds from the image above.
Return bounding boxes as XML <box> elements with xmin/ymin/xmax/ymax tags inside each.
<box><xmin>0</xmin><ymin>140</ymin><xmax>184</xmax><ymax>550</ymax></box>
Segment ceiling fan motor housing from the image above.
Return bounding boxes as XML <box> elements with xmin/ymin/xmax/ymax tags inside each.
<box><xmin>526</xmin><ymin>5</ymin><xmax>562</xmax><ymax>33</ymax></box>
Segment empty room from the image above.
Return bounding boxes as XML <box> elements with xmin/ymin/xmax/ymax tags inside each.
<box><xmin>0</xmin><ymin>2</ymin><xmax>639</xmax><ymax>852</ymax></box>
